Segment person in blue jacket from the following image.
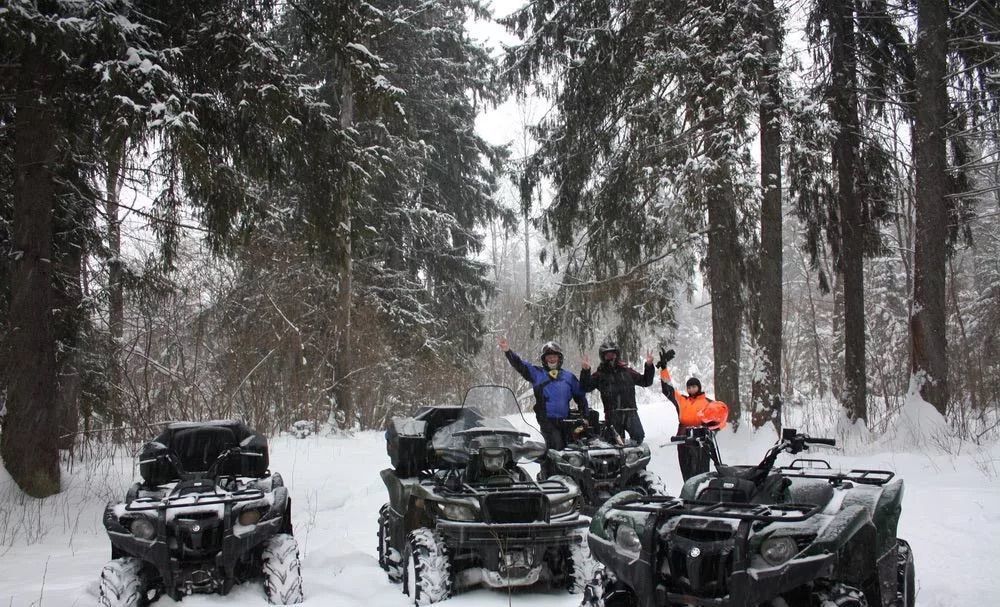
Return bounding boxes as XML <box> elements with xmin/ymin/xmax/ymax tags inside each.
<box><xmin>499</xmin><ymin>337</ymin><xmax>588</xmax><ymax>451</ymax></box>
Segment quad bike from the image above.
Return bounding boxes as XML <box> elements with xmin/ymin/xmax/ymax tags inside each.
<box><xmin>540</xmin><ymin>413</ymin><xmax>666</xmax><ymax>515</ymax></box>
<box><xmin>380</xmin><ymin>385</ymin><xmax>600</xmax><ymax>604</ymax></box>
<box><xmin>100</xmin><ymin>420</ymin><xmax>302</xmax><ymax>606</ymax></box>
<box><xmin>582</xmin><ymin>427</ymin><xmax>914</xmax><ymax>607</ymax></box>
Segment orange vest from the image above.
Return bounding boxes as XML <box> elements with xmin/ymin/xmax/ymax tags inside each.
<box><xmin>674</xmin><ymin>391</ymin><xmax>712</xmax><ymax>427</ymax></box>
<box><xmin>661</xmin><ymin>368</ymin><xmax>725</xmax><ymax>428</ymax></box>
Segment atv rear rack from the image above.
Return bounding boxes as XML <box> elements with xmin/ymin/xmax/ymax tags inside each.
<box><xmin>612</xmin><ymin>495</ymin><xmax>822</xmax><ymax>523</ymax></box>
<box><xmin>780</xmin><ymin>464</ymin><xmax>895</xmax><ymax>486</ymax></box>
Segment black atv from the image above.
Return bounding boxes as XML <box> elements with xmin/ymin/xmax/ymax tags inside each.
<box><xmin>100</xmin><ymin>420</ymin><xmax>303</xmax><ymax>606</ymax></box>
<box><xmin>541</xmin><ymin>414</ymin><xmax>666</xmax><ymax>515</ymax></box>
<box><xmin>379</xmin><ymin>385</ymin><xmax>600</xmax><ymax>604</ymax></box>
<box><xmin>582</xmin><ymin>427</ymin><xmax>914</xmax><ymax>607</ymax></box>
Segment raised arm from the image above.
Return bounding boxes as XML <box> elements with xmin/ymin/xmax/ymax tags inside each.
<box><xmin>632</xmin><ymin>352</ymin><xmax>655</xmax><ymax>387</ymax></box>
<box><xmin>659</xmin><ymin>367</ymin><xmax>680</xmax><ymax>413</ymax></box>
<box><xmin>571</xmin><ymin>375</ymin><xmax>590</xmax><ymax>414</ymax></box>
<box><xmin>500</xmin><ymin>337</ymin><xmax>536</xmax><ymax>384</ymax></box>
<box><xmin>579</xmin><ymin>355</ymin><xmax>598</xmax><ymax>392</ymax></box>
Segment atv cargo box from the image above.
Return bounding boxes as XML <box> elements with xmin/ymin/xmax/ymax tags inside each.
<box><xmin>386</xmin><ymin>406</ymin><xmax>482</xmax><ymax>477</ymax></box>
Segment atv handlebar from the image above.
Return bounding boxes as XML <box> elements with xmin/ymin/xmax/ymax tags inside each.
<box><xmin>806</xmin><ymin>437</ymin><xmax>836</xmax><ymax>447</ymax></box>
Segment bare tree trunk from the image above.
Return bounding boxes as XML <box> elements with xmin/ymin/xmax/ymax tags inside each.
<box><xmin>1</xmin><ymin>52</ymin><xmax>61</xmax><ymax>497</ymax></box>
<box><xmin>752</xmin><ymin>0</ymin><xmax>783</xmax><ymax>430</ymax></box>
<box><xmin>830</xmin><ymin>0</ymin><xmax>867</xmax><ymax>422</ymax></box>
<box><xmin>333</xmin><ymin>70</ymin><xmax>355</xmax><ymax>428</ymax></box>
<box><xmin>106</xmin><ymin>134</ymin><xmax>126</xmax><ymax>438</ymax></box>
<box><xmin>910</xmin><ymin>0</ymin><xmax>949</xmax><ymax>415</ymax></box>
<box><xmin>525</xmin><ymin>201</ymin><xmax>532</xmax><ymax>300</ymax></box>
<box><xmin>53</xmin><ymin>233</ymin><xmax>83</xmax><ymax>450</ymax></box>
<box><xmin>706</xmin><ymin>164</ymin><xmax>743</xmax><ymax>427</ymax></box>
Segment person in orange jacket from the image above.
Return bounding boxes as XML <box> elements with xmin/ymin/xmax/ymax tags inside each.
<box><xmin>656</xmin><ymin>348</ymin><xmax>729</xmax><ymax>480</ymax></box>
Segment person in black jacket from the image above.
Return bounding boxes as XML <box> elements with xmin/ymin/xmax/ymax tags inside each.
<box><xmin>579</xmin><ymin>341</ymin><xmax>655</xmax><ymax>444</ymax></box>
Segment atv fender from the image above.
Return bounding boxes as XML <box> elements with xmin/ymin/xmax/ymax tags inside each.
<box><xmin>380</xmin><ymin>469</ymin><xmax>432</xmax><ymax>553</ymax></box>
<box><xmin>873</xmin><ymin>480</ymin><xmax>904</xmax><ymax>552</ymax></box>
<box><xmin>813</xmin><ymin>505</ymin><xmax>878</xmax><ymax>587</ymax></box>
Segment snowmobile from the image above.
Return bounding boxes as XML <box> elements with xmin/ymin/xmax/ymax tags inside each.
<box><xmin>582</xmin><ymin>427</ymin><xmax>914</xmax><ymax>607</ymax></box>
<box><xmin>379</xmin><ymin>385</ymin><xmax>599</xmax><ymax>604</ymax></box>
<box><xmin>100</xmin><ymin>420</ymin><xmax>303</xmax><ymax>606</ymax></box>
<box><xmin>540</xmin><ymin>413</ymin><xmax>666</xmax><ymax>515</ymax></box>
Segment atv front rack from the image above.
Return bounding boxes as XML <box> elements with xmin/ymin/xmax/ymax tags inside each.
<box><xmin>435</xmin><ymin>477</ymin><xmax>572</xmax><ymax>498</ymax></box>
<box><xmin>125</xmin><ymin>487</ymin><xmax>265</xmax><ymax>512</ymax></box>
<box><xmin>612</xmin><ymin>495</ymin><xmax>822</xmax><ymax>523</ymax></box>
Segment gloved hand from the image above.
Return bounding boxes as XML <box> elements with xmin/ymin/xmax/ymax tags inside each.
<box><xmin>656</xmin><ymin>348</ymin><xmax>675</xmax><ymax>369</ymax></box>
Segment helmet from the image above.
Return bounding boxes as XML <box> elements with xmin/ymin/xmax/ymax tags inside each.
<box><xmin>686</xmin><ymin>377</ymin><xmax>702</xmax><ymax>392</ymax></box>
<box><xmin>699</xmin><ymin>401</ymin><xmax>729</xmax><ymax>430</ymax></box>
<box><xmin>598</xmin><ymin>341</ymin><xmax>619</xmax><ymax>359</ymax></box>
<box><xmin>540</xmin><ymin>341</ymin><xmax>564</xmax><ymax>364</ymax></box>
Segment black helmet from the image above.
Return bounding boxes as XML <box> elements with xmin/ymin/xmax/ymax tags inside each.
<box><xmin>686</xmin><ymin>377</ymin><xmax>702</xmax><ymax>392</ymax></box>
<box><xmin>598</xmin><ymin>341</ymin><xmax>619</xmax><ymax>357</ymax></box>
<box><xmin>540</xmin><ymin>341</ymin><xmax>563</xmax><ymax>363</ymax></box>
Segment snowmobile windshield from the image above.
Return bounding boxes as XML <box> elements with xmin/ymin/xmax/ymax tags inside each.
<box><xmin>431</xmin><ymin>408</ymin><xmax>527</xmax><ymax>454</ymax></box>
<box><xmin>462</xmin><ymin>385</ymin><xmax>520</xmax><ymax>418</ymax></box>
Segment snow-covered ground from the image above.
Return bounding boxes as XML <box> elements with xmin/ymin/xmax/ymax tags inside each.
<box><xmin>1</xmin><ymin>386</ymin><xmax>997</xmax><ymax>606</ymax></box>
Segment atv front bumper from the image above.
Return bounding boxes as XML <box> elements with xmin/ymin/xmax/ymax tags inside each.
<box><xmin>436</xmin><ymin>516</ymin><xmax>588</xmax><ymax>546</ymax></box>
<box><xmin>103</xmin><ymin>498</ymin><xmax>287</xmax><ymax>599</ymax></box>
<box><xmin>590</xmin><ymin>533</ymin><xmax>836</xmax><ymax>607</ymax></box>
<box><xmin>439</xmin><ymin>517</ymin><xmax>588</xmax><ymax>589</ymax></box>
<box><xmin>552</xmin><ymin>459</ymin><xmax>649</xmax><ymax>502</ymax></box>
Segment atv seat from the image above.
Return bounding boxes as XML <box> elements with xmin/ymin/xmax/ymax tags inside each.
<box><xmin>140</xmin><ymin>421</ymin><xmax>269</xmax><ymax>486</ymax></box>
<box><xmin>697</xmin><ymin>472</ymin><xmax>791</xmax><ymax>505</ymax></box>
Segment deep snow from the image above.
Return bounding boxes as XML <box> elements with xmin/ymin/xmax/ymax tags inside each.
<box><xmin>1</xmin><ymin>386</ymin><xmax>998</xmax><ymax>606</ymax></box>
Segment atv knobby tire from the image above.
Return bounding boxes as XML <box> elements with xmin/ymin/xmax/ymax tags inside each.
<box><xmin>896</xmin><ymin>539</ymin><xmax>915</xmax><ymax>607</ymax></box>
<box><xmin>567</xmin><ymin>532</ymin><xmax>602</xmax><ymax>594</ymax></box>
<box><xmin>403</xmin><ymin>528</ymin><xmax>452</xmax><ymax>605</ymax></box>
<box><xmin>99</xmin><ymin>557</ymin><xmax>147</xmax><ymax>607</ymax></box>
<box><xmin>632</xmin><ymin>470</ymin><xmax>666</xmax><ymax>496</ymax></box>
<box><xmin>378</xmin><ymin>503</ymin><xmax>404</xmax><ymax>582</ymax></box>
<box><xmin>580</xmin><ymin>569</ymin><xmax>637</xmax><ymax>607</ymax></box>
<box><xmin>262</xmin><ymin>533</ymin><xmax>304</xmax><ymax>605</ymax></box>
<box><xmin>814</xmin><ymin>582</ymin><xmax>868</xmax><ymax>607</ymax></box>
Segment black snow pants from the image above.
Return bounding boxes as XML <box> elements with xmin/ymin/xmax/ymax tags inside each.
<box><xmin>677</xmin><ymin>425</ymin><xmax>710</xmax><ymax>480</ymax></box>
<box><xmin>608</xmin><ymin>408</ymin><xmax>645</xmax><ymax>444</ymax></box>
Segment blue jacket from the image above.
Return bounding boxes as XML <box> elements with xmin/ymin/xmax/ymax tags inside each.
<box><xmin>504</xmin><ymin>350</ymin><xmax>589</xmax><ymax>419</ymax></box>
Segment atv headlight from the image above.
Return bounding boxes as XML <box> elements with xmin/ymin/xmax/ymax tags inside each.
<box><xmin>480</xmin><ymin>448</ymin><xmax>509</xmax><ymax>472</ymax></box>
<box><xmin>129</xmin><ymin>517</ymin><xmax>156</xmax><ymax>540</ymax></box>
<box><xmin>550</xmin><ymin>497</ymin><xmax>577</xmax><ymax>518</ymax></box>
<box><xmin>760</xmin><ymin>536</ymin><xmax>798</xmax><ymax>566</ymax></box>
<box><xmin>438</xmin><ymin>502</ymin><xmax>478</xmax><ymax>521</ymax></box>
<box><xmin>625</xmin><ymin>449</ymin><xmax>643</xmax><ymax>464</ymax></box>
<box><xmin>238</xmin><ymin>509</ymin><xmax>263</xmax><ymax>526</ymax></box>
<box><xmin>615</xmin><ymin>524</ymin><xmax>642</xmax><ymax>558</ymax></box>
<box><xmin>564</xmin><ymin>453</ymin><xmax>585</xmax><ymax>467</ymax></box>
